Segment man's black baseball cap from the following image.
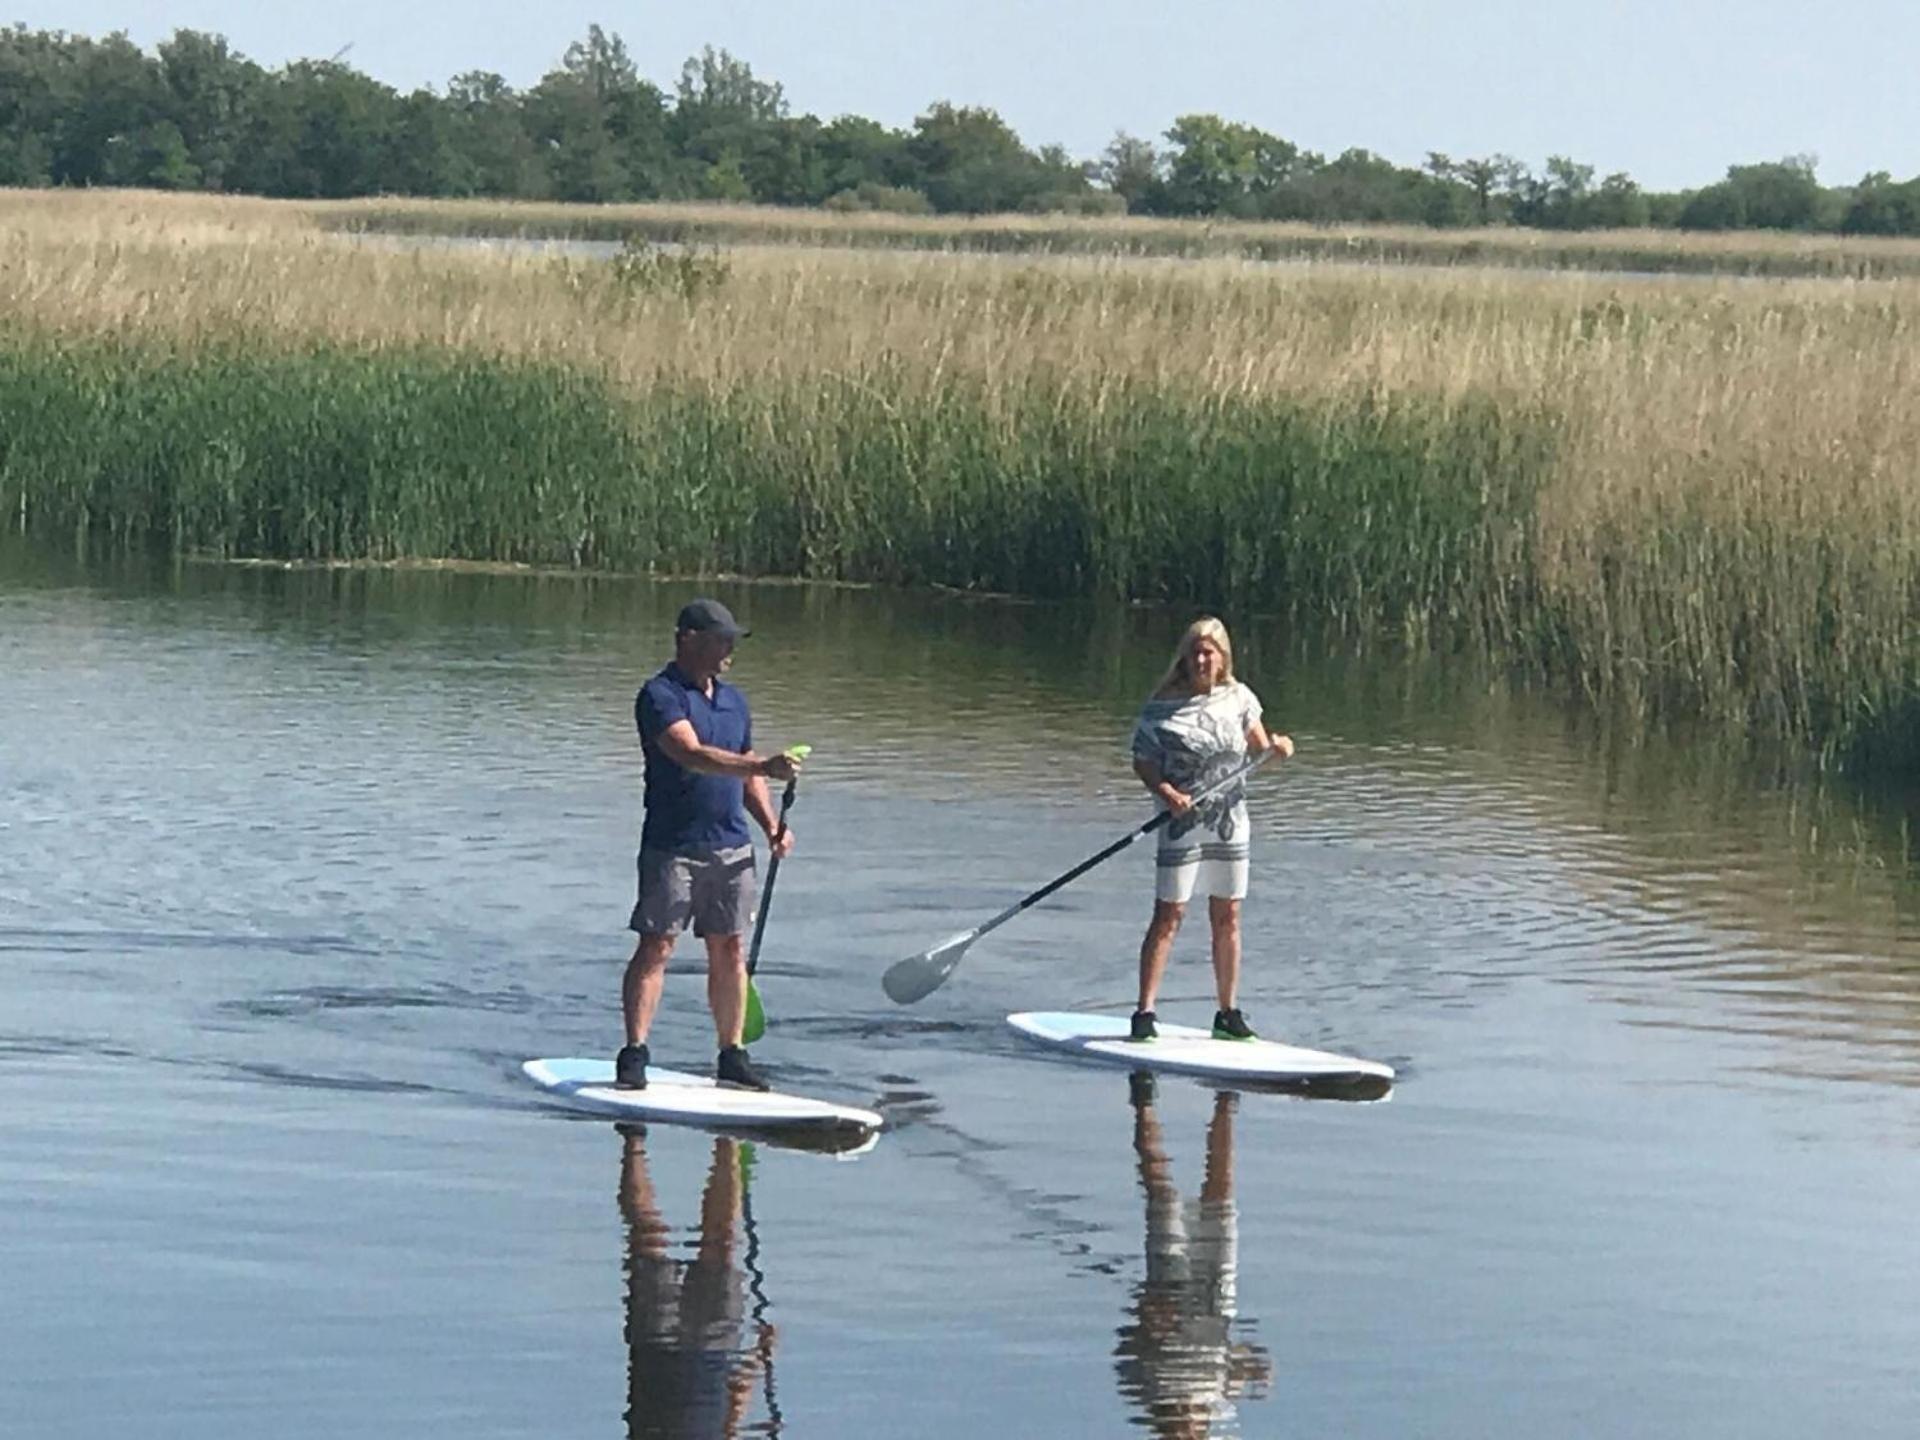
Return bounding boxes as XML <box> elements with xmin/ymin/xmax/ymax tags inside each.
<box><xmin>676</xmin><ymin>597</ymin><xmax>749</xmax><ymax>639</ymax></box>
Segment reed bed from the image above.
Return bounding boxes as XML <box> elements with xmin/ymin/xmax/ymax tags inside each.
<box><xmin>317</xmin><ymin>194</ymin><xmax>1920</xmax><ymax>280</ymax></box>
<box><xmin>2</xmin><ymin>191</ymin><xmax>1915</xmax><ymax>771</ymax></box>
<box><xmin>15</xmin><ymin>187</ymin><xmax>1920</xmax><ymax>279</ymax></box>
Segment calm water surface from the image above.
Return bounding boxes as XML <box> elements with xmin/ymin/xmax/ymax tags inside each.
<box><xmin>3</xmin><ymin>548</ymin><xmax>1918</xmax><ymax>1439</ymax></box>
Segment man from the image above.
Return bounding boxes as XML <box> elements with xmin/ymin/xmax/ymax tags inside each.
<box><xmin>620</xmin><ymin>598</ymin><xmax>799</xmax><ymax>1092</ymax></box>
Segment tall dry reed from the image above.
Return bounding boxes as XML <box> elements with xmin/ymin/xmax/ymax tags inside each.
<box><xmin>2</xmin><ymin>191</ymin><xmax>1914</xmax><ymax>770</ymax></box>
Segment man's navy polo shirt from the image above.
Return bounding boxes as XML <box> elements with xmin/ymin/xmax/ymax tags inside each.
<box><xmin>635</xmin><ymin>662</ymin><xmax>754</xmax><ymax>853</ymax></box>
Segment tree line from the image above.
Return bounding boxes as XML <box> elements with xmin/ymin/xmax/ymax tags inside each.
<box><xmin>6</xmin><ymin>23</ymin><xmax>1920</xmax><ymax>235</ymax></box>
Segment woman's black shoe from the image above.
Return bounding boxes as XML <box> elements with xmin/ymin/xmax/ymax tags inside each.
<box><xmin>615</xmin><ymin>1043</ymin><xmax>649</xmax><ymax>1089</ymax></box>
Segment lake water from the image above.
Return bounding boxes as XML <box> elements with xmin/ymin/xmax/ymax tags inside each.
<box><xmin>4</xmin><ymin>546</ymin><xmax>1918</xmax><ymax>1438</ymax></box>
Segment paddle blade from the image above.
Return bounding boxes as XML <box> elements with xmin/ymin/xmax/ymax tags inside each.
<box><xmin>742</xmin><ymin>978</ymin><xmax>767</xmax><ymax>1045</ymax></box>
<box><xmin>882</xmin><ymin>931</ymin><xmax>976</xmax><ymax>1005</ymax></box>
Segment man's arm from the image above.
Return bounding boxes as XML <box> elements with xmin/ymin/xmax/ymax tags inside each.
<box><xmin>744</xmin><ymin>773</ymin><xmax>796</xmax><ymax>858</ymax></box>
<box><xmin>656</xmin><ymin>719</ymin><xmax>798</xmax><ymax>781</ymax></box>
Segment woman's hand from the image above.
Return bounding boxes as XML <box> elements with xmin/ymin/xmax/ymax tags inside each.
<box><xmin>1159</xmin><ymin>784</ymin><xmax>1194</xmax><ymax>815</ymax></box>
<box><xmin>1267</xmin><ymin>733</ymin><xmax>1295</xmax><ymax>760</ymax></box>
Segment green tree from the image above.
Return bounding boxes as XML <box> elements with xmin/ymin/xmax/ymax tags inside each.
<box><xmin>101</xmin><ymin>120</ymin><xmax>200</xmax><ymax>188</ymax></box>
<box><xmin>1841</xmin><ymin>171</ymin><xmax>1920</xmax><ymax>236</ymax></box>
<box><xmin>1298</xmin><ymin>147</ymin><xmax>1435</xmax><ymax>224</ymax></box>
<box><xmin>1681</xmin><ymin>156</ymin><xmax>1825</xmax><ymax>231</ymax></box>
<box><xmin>445</xmin><ymin>71</ymin><xmax>548</xmax><ymax>198</ymax></box>
<box><xmin>1098</xmin><ymin>131</ymin><xmax>1162</xmax><ymax>212</ymax></box>
<box><xmin>1538</xmin><ymin>155</ymin><xmax>1594</xmax><ymax>228</ymax></box>
<box><xmin>156</xmin><ymin>29</ymin><xmax>260</xmax><ymax>190</ymax></box>
<box><xmin>228</xmin><ymin>60</ymin><xmax>401</xmax><ymax>198</ymax></box>
<box><xmin>1418</xmin><ymin>154</ymin><xmax>1473</xmax><ymax>226</ymax></box>
<box><xmin>1585</xmin><ymin>172</ymin><xmax>1649</xmax><ymax>229</ymax></box>
<box><xmin>1159</xmin><ymin>114</ymin><xmax>1317</xmax><ymax>218</ymax></box>
<box><xmin>907</xmin><ymin>102</ymin><xmax>1051</xmax><ymax>213</ymax></box>
<box><xmin>50</xmin><ymin>30</ymin><xmax>163</xmax><ymax>185</ymax></box>
<box><xmin>817</xmin><ymin>113</ymin><xmax>920</xmax><ymax>197</ymax></box>
<box><xmin>671</xmin><ymin>48</ymin><xmax>825</xmax><ymax>203</ymax></box>
<box><xmin>1676</xmin><ymin>182</ymin><xmax>1744</xmax><ymax>230</ymax></box>
<box><xmin>524</xmin><ymin>28</ymin><xmax>656</xmax><ymax>202</ymax></box>
<box><xmin>1451</xmin><ymin>156</ymin><xmax>1505</xmax><ymax>224</ymax></box>
<box><xmin>388</xmin><ymin>88</ymin><xmax>471</xmax><ymax>196</ymax></box>
<box><xmin>1159</xmin><ymin>113</ymin><xmax>1258</xmax><ymax>214</ymax></box>
<box><xmin>1729</xmin><ymin>156</ymin><xmax>1825</xmax><ymax>229</ymax></box>
<box><xmin>0</xmin><ymin>24</ymin><xmax>64</xmax><ymax>184</ymax></box>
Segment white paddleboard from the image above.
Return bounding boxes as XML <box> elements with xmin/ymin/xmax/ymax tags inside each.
<box><xmin>1007</xmin><ymin>1012</ymin><xmax>1395</xmax><ymax>1085</ymax></box>
<box><xmin>522</xmin><ymin>1058</ymin><xmax>884</xmax><ymax>1136</ymax></box>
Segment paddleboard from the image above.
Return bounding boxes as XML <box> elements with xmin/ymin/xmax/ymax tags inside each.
<box><xmin>521</xmin><ymin>1058</ymin><xmax>884</xmax><ymax>1136</ymax></box>
<box><xmin>1007</xmin><ymin>1012</ymin><xmax>1395</xmax><ymax>1085</ymax></box>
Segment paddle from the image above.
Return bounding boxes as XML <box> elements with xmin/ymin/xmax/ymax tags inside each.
<box><xmin>742</xmin><ymin>744</ymin><xmax>810</xmax><ymax>1045</ymax></box>
<box><xmin>882</xmin><ymin>747</ymin><xmax>1277</xmax><ymax>1005</ymax></box>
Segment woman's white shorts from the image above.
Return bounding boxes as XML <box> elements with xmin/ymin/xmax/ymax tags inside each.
<box><xmin>1154</xmin><ymin>840</ymin><xmax>1250</xmax><ymax>904</ymax></box>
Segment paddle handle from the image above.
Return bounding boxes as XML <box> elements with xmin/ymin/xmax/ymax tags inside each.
<box><xmin>747</xmin><ymin>745</ymin><xmax>809</xmax><ymax>978</ymax></box>
<box><xmin>967</xmin><ymin>747</ymin><xmax>1275</xmax><ymax>945</ymax></box>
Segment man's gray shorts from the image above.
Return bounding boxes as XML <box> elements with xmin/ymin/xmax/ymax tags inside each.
<box><xmin>629</xmin><ymin>846</ymin><xmax>756</xmax><ymax>939</ymax></box>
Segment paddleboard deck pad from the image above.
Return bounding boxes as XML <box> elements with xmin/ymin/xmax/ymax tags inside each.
<box><xmin>522</xmin><ymin>1058</ymin><xmax>884</xmax><ymax>1135</ymax></box>
<box><xmin>1007</xmin><ymin>1012</ymin><xmax>1394</xmax><ymax>1085</ymax></box>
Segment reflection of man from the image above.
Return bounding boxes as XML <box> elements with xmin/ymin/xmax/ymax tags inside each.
<box><xmin>619</xmin><ymin>1128</ymin><xmax>777</xmax><ymax>1440</ymax></box>
<box><xmin>1114</xmin><ymin>1082</ymin><xmax>1274</xmax><ymax>1440</ymax></box>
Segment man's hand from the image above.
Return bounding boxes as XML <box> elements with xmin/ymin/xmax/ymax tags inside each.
<box><xmin>769</xmin><ymin>826</ymin><xmax>796</xmax><ymax>860</ymax></box>
<box><xmin>1160</xmin><ymin>784</ymin><xmax>1194</xmax><ymax>816</ymax></box>
<box><xmin>758</xmin><ymin>750</ymin><xmax>800</xmax><ymax>782</ymax></box>
<box><xmin>1268</xmin><ymin>733</ymin><xmax>1296</xmax><ymax>759</ymax></box>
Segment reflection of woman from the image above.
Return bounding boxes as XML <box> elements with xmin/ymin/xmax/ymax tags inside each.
<box><xmin>1114</xmin><ymin>1084</ymin><xmax>1273</xmax><ymax>1440</ymax></box>
<box><xmin>618</xmin><ymin>1130</ymin><xmax>776</xmax><ymax>1440</ymax></box>
<box><xmin>1130</xmin><ymin>617</ymin><xmax>1293</xmax><ymax>1042</ymax></box>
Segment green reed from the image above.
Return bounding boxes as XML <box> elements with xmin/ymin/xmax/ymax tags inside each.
<box><xmin>2</xmin><ymin>332</ymin><xmax>1913</xmax><ymax>774</ymax></box>
<box><xmin>0</xmin><ymin>335</ymin><xmax>1543</xmax><ymax>612</ymax></box>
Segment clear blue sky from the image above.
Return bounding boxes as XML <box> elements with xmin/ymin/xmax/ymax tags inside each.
<box><xmin>16</xmin><ymin>0</ymin><xmax>1920</xmax><ymax>190</ymax></box>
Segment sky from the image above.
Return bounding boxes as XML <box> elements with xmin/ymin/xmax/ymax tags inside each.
<box><xmin>15</xmin><ymin>0</ymin><xmax>1920</xmax><ymax>191</ymax></box>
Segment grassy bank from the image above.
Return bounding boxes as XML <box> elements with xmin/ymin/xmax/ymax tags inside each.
<box><xmin>2</xmin><ymin>191</ymin><xmax>1916</xmax><ymax>772</ymax></box>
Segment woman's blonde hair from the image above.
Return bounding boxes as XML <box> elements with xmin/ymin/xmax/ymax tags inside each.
<box><xmin>1153</xmin><ymin>616</ymin><xmax>1236</xmax><ymax>698</ymax></box>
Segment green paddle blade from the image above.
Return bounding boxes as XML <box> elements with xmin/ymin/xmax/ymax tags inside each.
<box><xmin>741</xmin><ymin>742</ymin><xmax>807</xmax><ymax>1049</ymax></box>
<box><xmin>742</xmin><ymin>977</ymin><xmax>767</xmax><ymax>1046</ymax></box>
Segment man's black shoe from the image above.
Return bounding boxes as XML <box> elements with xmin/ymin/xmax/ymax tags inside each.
<box><xmin>1212</xmin><ymin>1008</ymin><xmax>1258</xmax><ymax>1041</ymax></box>
<box><xmin>717</xmin><ymin>1045</ymin><xmax>771</xmax><ymax>1092</ymax></box>
<box><xmin>1129</xmin><ymin>1009</ymin><xmax>1158</xmax><ymax>1042</ymax></box>
<box><xmin>615</xmin><ymin>1043</ymin><xmax>649</xmax><ymax>1089</ymax></box>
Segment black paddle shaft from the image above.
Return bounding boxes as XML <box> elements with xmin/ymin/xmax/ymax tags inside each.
<box><xmin>747</xmin><ymin>775</ymin><xmax>798</xmax><ymax>978</ymax></box>
<box><xmin>971</xmin><ymin>748</ymin><xmax>1274</xmax><ymax>943</ymax></box>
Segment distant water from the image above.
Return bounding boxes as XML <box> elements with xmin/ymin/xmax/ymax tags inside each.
<box><xmin>3</xmin><ymin>545</ymin><xmax>1917</xmax><ymax>1438</ymax></box>
<box><xmin>346</xmin><ymin>229</ymin><xmax>1796</xmax><ymax>286</ymax></box>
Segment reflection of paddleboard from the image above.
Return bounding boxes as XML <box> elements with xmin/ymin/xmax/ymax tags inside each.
<box><xmin>1007</xmin><ymin>1012</ymin><xmax>1395</xmax><ymax>1085</ymax></box>
<box><xmin>521</xmin><ymin>1058</ymin><xmax>884</xmax><ymax>1137</ymax></box>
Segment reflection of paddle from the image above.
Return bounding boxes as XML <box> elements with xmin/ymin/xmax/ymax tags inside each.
<box><xmin>743</xmin><ymin>745</ymin><xmax>809</xmax><ymax>1045</ymax></box>
<box><xmin>738</xmin><ymin>1145</ymin><xmax>785</xmax><ymax>1437</ymax></box>
<box><xmin>883</xmin><ymin>748</ymin><xmax>1275</xmax><ymax>1005</ymax></box>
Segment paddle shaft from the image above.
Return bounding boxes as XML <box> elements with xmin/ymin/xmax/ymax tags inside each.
<box><xmin>746</xmin><ymin>774</ymin><xmax>798</xmax><ymax>979</ymax></box>
<box><xmin>962</xmin><ymin>747</ymin><xmax>1275</xmax><ymax>947</ymax></box>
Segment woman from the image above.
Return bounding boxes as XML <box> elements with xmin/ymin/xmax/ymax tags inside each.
<box><xmin>1129</xmin><ymin>617</ymin><xmax>1293</xmax><ymax>1042</ymax></box>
